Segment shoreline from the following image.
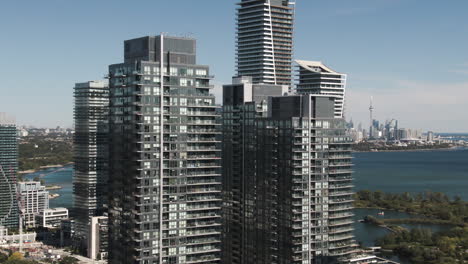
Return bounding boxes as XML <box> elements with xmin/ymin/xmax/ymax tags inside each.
<box><xmin>18</xmin><ymin>162</ymin><xmax>73</xmax><ymax>175</ymax></box>
<box><xmin>46</xmin><ymin>185</ymin><xmax>62</xmax><ymax>190</ymax></box>
<box><xmin>353</xmin><ymin>146</ymin><xmax>464</xmax><ymax>153</ymax></box>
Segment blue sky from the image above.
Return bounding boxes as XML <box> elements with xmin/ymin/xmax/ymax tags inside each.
<box><xmin>1</xmin><ymin>0</ymin><xmax>467</xmax><ymax>132</ymax></box>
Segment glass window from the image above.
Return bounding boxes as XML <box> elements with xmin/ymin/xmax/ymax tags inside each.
<box><xmin>144</xmin><ymin>87</ymin><xmax>151</xmax><ymax>95</ymax></box>
<box><xmin>196</xmin><ymin>69</ymin><xmax>207</xmax><ymax>76</ymax></box>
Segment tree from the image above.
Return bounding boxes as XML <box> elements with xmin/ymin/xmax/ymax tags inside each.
<box><xmin>59</xmin><ymin>256</ymin><xmax>80</xmax><ymax>264</ymax></box>
<box><xmin>8</xmin><ymin>252</ymin><xmax>23</xmax><ymax>261</ymax></box>
<box><xmin>0</xmin><ymin>252</ymin><xmax>8</xmax><ymax>262</ymax></box>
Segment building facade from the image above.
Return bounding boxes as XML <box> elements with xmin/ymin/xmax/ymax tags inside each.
<box><xmin>222</xmin><ymin>93</ymin><xmax>355</xmax><ymax>264</ymax></box>
<box><xmin>35</xmin><ymin>207</ymin><xmax>69</xmax><ymax>229</ymax></box>
<box><xmin>295</xmin><ymin>60</ymin><xmax>347</xmax><ymax>118</ymax></box>
<box><xmin>18</xmin><ymin>181</ymin><xmax>49</xmax><ymax>228</ymax></box>
<box><xmin>221</xmin><ymin>76</ymin><xmax>287</xmax><ymax>264</ymax></box>
<box><xmin>0</xmin><ymin>226</ymin><xmax>36</xmax><ymax>245</ymax></box>
<box><xmin>236</xmin><ymin>0</ymin><xmax>295</xmax><ymax>87</ymax></box>
<box><xmin>88</xmin><ymin>216</ymin><xmax>108</xmax><ymax>260</ymax></box>
<box><xmin>73</xmin><ymin>80</ymin><xmax>109</xmax><ymax>240</ymax></box>
<box><xmin>0</xmin><ymin>113</ymin><xmax>19</xmax><ymax>229</ymax></box>
<box><xmin>108</xmin><ymin>35</ymin><xmax>221</xmax><ymax>264</ymax></box>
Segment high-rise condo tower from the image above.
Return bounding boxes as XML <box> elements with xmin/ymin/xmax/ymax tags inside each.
<box><xmin>236</xmin><ymin>0</ymin><xmax>295</xmax><ymax>87</ymax></box>
<box><xmin>0</xmin><ymin>113</ymin><xmax>19</xmax><ymax>229</ymax></box>
<box><xmin>108</xmin><ymin>35</ymin><xmax>221</xmax><ymax>264</ymax></box>
<box><xmin>222</xmin><ymin>92</ymin><xmax>355</xmax><ymax>263</ymax></box>
<box><xmin>295</xmin><ymin>60</ymin><xmax>347</xmax><ymax>118</ymax></box>
<box><xmin>73</xmin><ymin>80</ymin><xmax>109</xmax><ymax>247</ymax></box>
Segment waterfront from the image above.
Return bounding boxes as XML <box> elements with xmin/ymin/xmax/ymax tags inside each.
<box><xmin>24</xmin><ymin>165</ymin><xmax>73</xmax><ymax>208</ymax></box>
<box><xmin>24</xmin><ymin>147</ymin><xmax>468</xmax><ymax>250</ymax></box>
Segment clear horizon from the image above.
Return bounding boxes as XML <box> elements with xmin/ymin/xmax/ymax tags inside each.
<box><xmin>1</xmin><ymin>0</ymin><xmax>467</xmax><ymax>132</ymax></box>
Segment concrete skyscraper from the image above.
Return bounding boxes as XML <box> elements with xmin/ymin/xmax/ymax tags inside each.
<box><xmin>236</xmin><ymin>0</ymin><xmax>295</xmax><ymax>87</ymax></box>
<box><xmin>0</xmin><ymin>113</ymin><xmax>19</xmax><ymax>229</ymax></box>
<box><xmin>108</xmin><ymin>35</ymin><xmax>221</xmax><ymax>264</ymax></box>
<box><xmin>295</xmin><ymin>60</ymin><xmax>347</xmax><ymax>118</ymax></box>
<box><xmin>73</xmin><ymin>80</ymin><xmax>109</xmax><ymax>247</ymax></box>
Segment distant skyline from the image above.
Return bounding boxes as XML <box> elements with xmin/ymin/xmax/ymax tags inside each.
<box><xmin>1</xmin><ymin>0</ymin><xmax>467</xmax><ymax>132</ymax></box>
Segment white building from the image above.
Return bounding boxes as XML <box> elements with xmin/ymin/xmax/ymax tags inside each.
<box><xmin>295</xmin><ymin>60</ymin><xmax>347</xmax><ymax>118</ymax></box>
<box><xmin>0</xmin><ymin>226</ymin><xmax>36</xmax><ymax>245</ymax></box>
<box><xmin>35</xmin><ymin>208</ymin><xmax>68</xmax><ymax>228</ymax></box>
<box><xmin>236</xmin><ymin>0</ymin><xmax>295</xmax><ymax>87</ymax></box>
<box><xmin>18</xmin><ymin>181</ymin><xmax>49</xmax><ymax>228</ymax></box>
<box><xmin>88</xmin><ymin>216</ymin><xmax>108</xmax><ymax>260</ymax></box>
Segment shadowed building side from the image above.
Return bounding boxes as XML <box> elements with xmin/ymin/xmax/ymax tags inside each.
<box><xmin>73</xmin><ymin>80</ymin><xmax>109</xmax><ymax>251</ymax></box>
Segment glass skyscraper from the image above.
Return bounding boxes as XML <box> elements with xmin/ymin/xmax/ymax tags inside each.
<box><xmin>222</xmin><ymin>93</ymin><xmax>355</xmax><ymax>264</ymax></box>
<box><xmin>108</xmin><ymin>35</ymin><xmax>221</xmax><ymax>264</ymax></box>
<box><xmin>0</xmin><ymin>113</ymin><xmax>19</xmax><ymax>229</ymax></box>
<box><xmin>73</xmin><ymin>80</ymin><xmax>109</xmax><ymax>247</ymax></box>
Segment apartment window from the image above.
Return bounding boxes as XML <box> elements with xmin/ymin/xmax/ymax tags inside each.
<box><xmin>168</xmin><ymin>248</ymin><xmax>177</xmax><ymax>256</ymax></box>
<box><xmin>170</xmin><ymin>67</ymin><xmax>178</xmax><ymax>76</ymax></box>
<box><xmin>152</xmin><ymin>87</ymin><xmax>160</xmax><ymax>95</ymax></box>
<box><xmin>180</xmin><ymin>78</ymin><xmax>187</xmax><ymax>86</ymax></box>
<box><xmin>196</xmin><ymin>69</ymin><xmax>207</xmax><ymax>76</ymax></box>
<box><xmin>179</xmin><ymin>221</ymin><xmax>186</xmax><ymax>228</ymax></box>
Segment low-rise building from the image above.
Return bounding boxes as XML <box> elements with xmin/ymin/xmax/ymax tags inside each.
<box><xmin>0</xmin><ymin>226</ymin><xmax>36</xmax><ymax>245</ymax></box>
<box><xmin>18</xmin><ymin>181</ymin><xmax>49</xmax><ymax>228</ymax></box>
<box><xmin>346</xmin><ymin>255</ymin><xmax>400</xmax><ymax>264</ymax></box>
<box><xmin>35</xmin><ymin>208</ymin><xmax>68</xmax><ymax>228</ymax></box>
<box><xmin>88</xmin><ymin>216</ymin><xmax>108</xmax><ymax>260</ymax></box>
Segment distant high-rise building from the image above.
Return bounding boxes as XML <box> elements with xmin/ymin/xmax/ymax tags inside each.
<box><xmin>108</xmin><ymin>35</ymin><xmax>221</xmax><ymax>264</ymax></box>
<box><xmin>427</xmin><ymin>131</ymin><xmax>434</xmax><ymax>142</ymax></box>
<box><xmin>18</xmin><ymin>181</ymin><xmax>49</xmax><ymax>228</ymax></box>
<box><xmin>295</xmin><ymin>60</ymin><xmax>347</xmax><ymax>118</ymax></box>
<box><xmin>73</xmin><ymin>80</ymin><xmax>109</xmax><ymax>243</ymax></box>
<box><xmin>368</xmin><ymin>97</ymin><xmax>374</xmax><ymax>139</ymax></box>
<box><xmin>222</xmin><ymin>92</ymin><xmax>355</xmax><ymax>263</ymax></box>
<box><xmin>236</xmin><ymin>0</ymin><xmax>295</xmax><ymax>87</ymax></box>
<box><xmin>0</xmin><ymin>113</ymin><xmax>19</xmax><ymax>229</ymax></box>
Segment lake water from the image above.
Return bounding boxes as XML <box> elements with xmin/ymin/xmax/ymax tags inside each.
<box><xmin>353</xmin><ymin>148</ymin><xmax>468</xmax><ymax>200</ymax></box>
<box><xmin>25</xmin><ymin>147</ymin><xmax>468</xmax><ymax>249</ymax></box>
<box><xmin>24</xmin><ymin>166</ymin><xmax>74</xmax><ymax>208</ymax></box>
